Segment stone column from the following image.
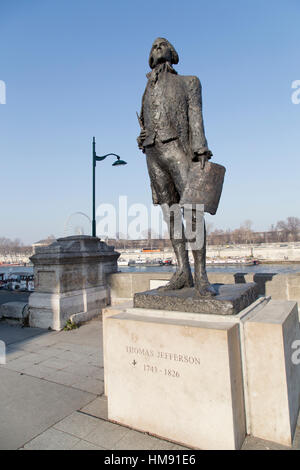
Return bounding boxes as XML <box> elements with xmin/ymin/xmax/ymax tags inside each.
<box><xmin>28</xmin><ymin>235</ymin><xmax>120</xmax><ymax>330</ymax></box>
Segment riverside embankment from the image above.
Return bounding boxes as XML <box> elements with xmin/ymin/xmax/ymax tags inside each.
<box><xmin>116</xmin><ymin>242</ymin><xmax>300</xmax><ymax>264</ymax></box>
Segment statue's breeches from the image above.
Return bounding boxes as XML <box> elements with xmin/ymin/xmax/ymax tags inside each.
<box><xmin>145</xmin><ymin>139</ymin><xmax>190</xmax><ymax>206</ymax></box>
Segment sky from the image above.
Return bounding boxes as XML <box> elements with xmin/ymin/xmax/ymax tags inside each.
<box><xmin>0</xmin><ymin>0</ymin><xmax>299</xmax><ymax>244</ymax></box>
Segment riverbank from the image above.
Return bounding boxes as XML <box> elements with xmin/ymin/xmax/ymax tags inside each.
<box><xmin>118</xmin><ymin>242</ymin><xmax>300</xmax><ymax>263</ymax></box>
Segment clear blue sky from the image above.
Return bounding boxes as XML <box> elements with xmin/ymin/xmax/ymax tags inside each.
<box><xmin>1</xmin><ymin>0</ymin><xmax>299</xmax><ymax>244</ymax></box>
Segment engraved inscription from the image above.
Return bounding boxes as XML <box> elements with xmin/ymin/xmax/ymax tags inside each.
<box><xmin>126</xmin><ymin>345</ymin><xmax>200</xmax><ymax>380</ymax></box>
<box><xmin>126</xmin><ymin>345</ymin><xmax>200</xmax><ymax>365</ymax></box>
<box><xmin>143</xmin><ymin>364</ymin><xmax>180</xmax><ymax>378</ymax></box>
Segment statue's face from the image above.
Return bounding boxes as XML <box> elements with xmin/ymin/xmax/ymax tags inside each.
<box><xmin>150</xmin><ymin>39</ymin><xmax>172</xmax><ymax>67</ymax></box>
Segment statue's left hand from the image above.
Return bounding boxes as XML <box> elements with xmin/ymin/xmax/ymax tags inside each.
<box><xmin>199</xmin><ymin>154</ymin><xmax>208</xmax><ymax>170</ymax></box>
<box><xmin>193</xmin><ymin>149</ymin><xmax>212</xmax><ymax>169</ymax></box>
<box><xmin>194</xmin><ymin>152</ymin><xmax>208</xmax><ymax>169</ymax></box>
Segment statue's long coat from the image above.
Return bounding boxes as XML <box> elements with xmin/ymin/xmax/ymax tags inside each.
<box><xmin>140</xmin><ymin>67</ymin><xmax>210</xmax><ymax>204</ymax></box>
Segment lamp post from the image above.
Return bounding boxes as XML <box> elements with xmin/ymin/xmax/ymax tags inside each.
<box><xmin>92</xmin><ymin>137</ymin><xmax>127</xmax><ymax>237</ymax></box>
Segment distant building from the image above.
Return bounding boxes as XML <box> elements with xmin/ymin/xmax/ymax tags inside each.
<box><xmin>32</xmin><ymin>237</ymin><xmax>56</xmax><ymax>254</ymax></box>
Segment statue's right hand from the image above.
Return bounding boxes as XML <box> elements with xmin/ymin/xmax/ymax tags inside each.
<box><xmin>137</xmin><ymin>130</ymin><xmax>147</xmax><ymax>150</ymax></box>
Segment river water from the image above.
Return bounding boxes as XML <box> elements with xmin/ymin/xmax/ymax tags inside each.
<box><xmin>119</xmin><ymin>264</ymin><xmax>300</xmax><ymax>274</ymax></box>
<box><xmin>0</xmin><ymin>266</ymin><xmax>34</xmax><ymax>275</ymax></box>
<box><xmin>1</xmin><ymin>264</ymin><xmax>300</xmax><ymax>276</ymax></box>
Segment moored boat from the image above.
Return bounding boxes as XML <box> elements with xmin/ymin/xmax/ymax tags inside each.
<box><xmin>0</xmin><ymin>272</ymin><xmax>34</xmax><ymax>291</ymax></box>
<box><xmin>205</xmin><ymin>258</ymin><xmax>259</xmax><ymax>266</ymax></box>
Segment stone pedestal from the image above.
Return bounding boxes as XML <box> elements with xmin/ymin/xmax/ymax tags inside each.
<box><xmin>103</xmin><ymin>298</ymin><xmax>300</xmax><ymax>449</ymax></box>
<box><xmin>29</xmin><ymin>236</ymin><xmax>119</xmax><ymax>330</ymax></box>
<box><xmin>106</xmin><ymin>312</ymin><xmax>246</xmax><ymax>450</ymax></box>
<box><xmin>134</xmin><ymin>283</ymin><xmax>258</xmax><ymax>315</ymax></box>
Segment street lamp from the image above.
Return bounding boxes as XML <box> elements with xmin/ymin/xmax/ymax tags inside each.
<box><xmin>92</xmin><ymin>137</ymin><xmax>127</xmax><ymax>237</ymax></box>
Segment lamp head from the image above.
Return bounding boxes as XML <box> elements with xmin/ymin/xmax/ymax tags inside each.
<box><xmin>112</xmin><ymin>157</ymin><xmax>127</xmax><ymax>166</ymax></box>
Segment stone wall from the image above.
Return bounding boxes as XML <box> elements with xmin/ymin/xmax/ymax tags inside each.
<box><xmin>107</xmin><ymin>271</ymin><xmax>300</xmax><ymax>308</ymax></box>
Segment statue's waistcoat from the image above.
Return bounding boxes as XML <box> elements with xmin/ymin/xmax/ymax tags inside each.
<box><xmin>142</xmin><ymin>72</ymin><xmax>191</xmax><ymax>156</ymax></box>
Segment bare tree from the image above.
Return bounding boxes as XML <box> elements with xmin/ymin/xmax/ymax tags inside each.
<box><xmin>277</xmin><ymin>217</ymin><xmax>300</xmax><ymax>241</ymax></box>
<box><xmin>240</xmin><ymin>220</ymin><xmax>254</xmax><ymax>244</ymax></box>
<box><xmin>0</xmin><ymin>236</ymin><xmax>33</xmax><ymax>262</ymax></box>
<box><xmin>205</xmin><ymin>222</ymin><xmax>213</xmax><ymax>236</ymax></box>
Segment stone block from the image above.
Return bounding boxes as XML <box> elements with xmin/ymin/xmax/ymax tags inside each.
<box><xmin>0</xmin><ymin>302</ymin><xmax>29</xmax><ymax>323</ymax></box>
<box><xmin>28</xmin><ymin>236</ymin><xmax>119</xmax><ymax>330</ymax></box>
<box><xmin>103</xmin><ymin>304</ymin><xmax>131</xmax><ymax>395</ymax></box>
<box><xmin>105</xmin><ymin>311</ymin><xmax>246</xmax><ymax>450</ymax></box>
<box><xmin>104</xmin><ymin>295</ymin><xmax>300</xmax><ymax>448</ymax></box>
<box><xmin>244</xmin><ymin>300</ymin><xmax>300</xmax><ymax>446</ymax></box>
<box><xmin>29</xmin><ymin>286</ymin><xmax>107</xmax><ymax>330</ymax></box>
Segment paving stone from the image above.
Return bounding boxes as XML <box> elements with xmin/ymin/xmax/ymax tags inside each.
<box><xmin>113</xmin><ymin>429</ymin><xmax>163</xmax><ymax>450</ymax></box>
<box><xmin>38</xmin><ymin>357</ymin><xmax>74</xmax><ymax>370</ymax></box>
<box><xmin>71</xmin><ymin>377</ymin><xmax>104</xmax><ymax>395</ymax></box>
<box><xmin>54</xmin><ymin>411</ymin><xmax>101</xmax><ymax>439</ymax></box>
<box><xmin>4</xmin><ymin>349</ymin><xmax>25</xmax><ymax>361</ymax></box>
<box><xmin>21</xmin><ymin>363</ymin><xmax>57</xmax><ymax>379</ymax></box>
<box><xmin>25</xmin><ymin>337</ymin><xmax>60</xmax><ymax>347</ymax></box>
<box><xmin>4</xmin><ymin>353</ymin><xmax>45</xmax><ymax>371</ymax></box>
<box><xmin>80</xmin><ymin>396</ymin><xmax>108</xmax><ymax>420</ymax></box>
<box><xmin>84</xmin><ymin>420</ymin><xmax>130</xmax><ymax>449</ymax></box>
<box><xmin>23</xmin><ymin>428</ymin><xmax>80</xmax><ymax>450</ymax></box>
<box><xmin>151</xmin><ymin>438</ymin><xmax>190</xmax><ymax>450</ymax></box>
<box><xmin>55</xmin><ymin>350</ymin><xmax>87</xmax><ymax>363</ymax></box>
<box><xmin>35</xmin><ymin>346</ymin><xmax>70</xmax><ymax>357</ymax></box>
<box><xmin>72</xmin><ymin>440</ymin><xmax>106</xmax><ymax>450</ymax></box>
<box><xmin>64</xmin><ymin>363</ymin><xmax>103</xmax><ymax>380</ymax></box>
<box><xmin>292</xmin><ymin>426</ymin><xmax>300</xmax><ymax>450</ymax></box>
<box><xmin>83</xmin><ymin>354</ymin><xmax>102</xmax><ymax>367</ymax></box>
<box><xmin>53</xmin><ymin>325</ymin><xmax>102</xmax><ymax>348</ymax></box>
<box><xmin>0</xmin><ymin>323</ymin><xmax>51</xmax><ymax>345</ymax></box>
<box><xmin>57</xmin><ymin>343</ymin><xmax>99</xmax><ymax>356</ymax></box>
<box><xmin>0</xmin><ymin>368</ymin><xmax>95</xmax><ymax>450</ymax></box>
<box><xmin>241</xmin><ymin>435</ymin><xmax>290</xmax><ymax>450</ymax></box>
<box><xmin>169</xmin><ymin>444</ymin><xmax>191</xmax><ymax>450</ymax></box>
<box><xmin>44</xmin><ymin>369</ymin><xmax>83</xmax><ymax>386</ymax></box>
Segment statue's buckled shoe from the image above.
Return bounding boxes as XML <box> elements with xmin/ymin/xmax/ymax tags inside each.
<box><xmin>158</xmin><ymin>270</ymin><xmax>193</xmax><ymax>291</ymax></box>
<box><xmin>194</xmin><ymin>282</ymin><xmax>217</xmax><ymax>297</ymax></box>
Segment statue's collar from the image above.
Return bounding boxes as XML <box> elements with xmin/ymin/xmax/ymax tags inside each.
<box><xmin>146</xmin><ymin>62</ymin><xmax>177</xmax><ymax>83</ymax></box>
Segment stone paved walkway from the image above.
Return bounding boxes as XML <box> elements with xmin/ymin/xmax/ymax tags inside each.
<box><xmin>0</xmin><ymin>318</ymin><xmax>299</xmax><ymax>450</ymax></box>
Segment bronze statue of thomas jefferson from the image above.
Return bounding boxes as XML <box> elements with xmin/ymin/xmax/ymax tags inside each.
<box><xmin>137</xmin><ymin>38</ymin><xmax>216</xmax><ymax>296</ymax></box>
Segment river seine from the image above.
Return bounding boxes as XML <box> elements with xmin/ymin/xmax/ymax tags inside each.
<box><xmin>1</xmin><ymin>264</ymin><xmax>300</xmax><ymax>275</ymax></box>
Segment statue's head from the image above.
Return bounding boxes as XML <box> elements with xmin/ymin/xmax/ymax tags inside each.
<box><xmin>149</xmin><ymin>38</ymin><xmax>179</xmax><ymax>69</ymax></box>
